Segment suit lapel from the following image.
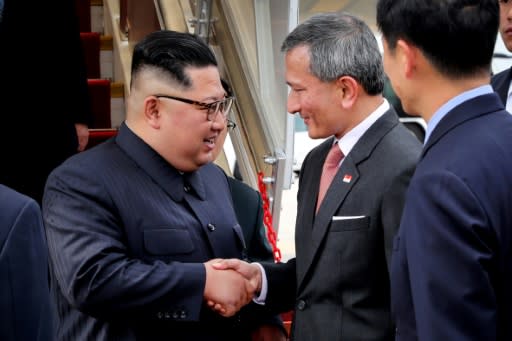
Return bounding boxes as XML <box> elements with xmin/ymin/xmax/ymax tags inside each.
<box><xmin>422</xmin><ymin>93</ymin><xmax>504</xmax><ymax>158</ymax></box>
<box><xmin>296</xmin><ymin>109</ymin><xmax>399</xmax><ymax>289</ymax></box>
<box><xmin>297</xmin><ymin>156</ymin><xmax>360</xmax><ymax>287</ymax></box>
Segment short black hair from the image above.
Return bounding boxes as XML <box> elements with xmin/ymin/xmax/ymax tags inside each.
<box><xmin>130</xmin><ymin>30</ymin><xmax>218</xmax><ymax>89</ymax></box>
<box><xmin>377</xmin><ymin>0</ymin><xmax>499</xmax><ymax>78</ymax></box>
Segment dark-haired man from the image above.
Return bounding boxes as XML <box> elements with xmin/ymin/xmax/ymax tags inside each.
<box><xmin>377</xmin><ymin>0</ymin><xmax>512</xmax><ymax>339</ymax></box>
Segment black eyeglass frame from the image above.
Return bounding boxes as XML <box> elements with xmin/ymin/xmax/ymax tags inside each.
<box><xmin>226</xmin><ymin>119</ymin><xmax>237</xmax><ymax>131</ymax></box>
<box><xmin>154</xmin><ymin>94</ymin><xmax>235</xmax><ymax>121</ymax></box>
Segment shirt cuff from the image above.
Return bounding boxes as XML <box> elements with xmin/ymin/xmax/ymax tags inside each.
<box><xmin>252</xmin><ymin>262</ymin><xmax>268</xmax><ymax>305</ymax></box>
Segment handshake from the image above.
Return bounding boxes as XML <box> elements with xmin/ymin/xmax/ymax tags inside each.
<box><xmin>203</xmin><ymin>259</ymin><xmax>262</xmax><ymax>317</ymax></box>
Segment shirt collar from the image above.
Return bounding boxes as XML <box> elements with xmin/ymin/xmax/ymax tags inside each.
<box><xmin>336</xmin><ymin>99</ymin><xmax>390</xmax><ymax>157</ymax></box>
<box><xmin>424</xmin><ymin>84</ymin><xmax>493</xmax><ymax>144</ymax></box>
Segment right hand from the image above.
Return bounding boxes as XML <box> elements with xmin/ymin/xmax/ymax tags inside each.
<box><xmin>212</xmin><ymin>258</ymin><xmax>262</xmax><ymax>293</ymax></box>
<box><xmin>203</xmin><ymin>259</ymin><xmax>257</xmax><ymax>317</ymax></box>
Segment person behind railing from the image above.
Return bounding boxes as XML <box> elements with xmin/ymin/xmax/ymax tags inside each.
<box><xmin>42</xmin><ymin>29</ymin><xmax>288</xmax><ymax>341</ymax></box>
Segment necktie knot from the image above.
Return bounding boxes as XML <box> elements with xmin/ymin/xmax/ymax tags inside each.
<box><xmin>324</xmin><ymin>143</ymin><xmax>343</xmax><ymax>169</ymax></box>
<box><xmin>316</xmin><ymin>143</ymin><xmax>344</xmax><ymax>212</ymax></box>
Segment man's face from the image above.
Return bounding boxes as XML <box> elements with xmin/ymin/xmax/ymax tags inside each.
<box><xmin>284</xmin><ymin>46</ymin><xmax>345</xmax><ymax>139</ymax></box>
<box><xmin>499</xmin><ymin>0</ymin><xmax>512</xmax><ymax>52</ymax></box>
<box><xmin>157</xmin><ymin>66</ymin><xmax>227</xmax><ymax>171</ymax></box>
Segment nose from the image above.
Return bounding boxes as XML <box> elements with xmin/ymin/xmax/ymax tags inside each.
<box><xmin>209</xmin><ymin>111</ymin><xmax>227</xmax><ymax>130</ymax></box>
<box><xmin>287</xmin><ymin>91</ymin><xmax>301</xmax><ymax>115</ymax></box>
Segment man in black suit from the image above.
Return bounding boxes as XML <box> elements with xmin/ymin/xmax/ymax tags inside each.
<box><xmin>0</xmin><ymin>184</ymin><xmax>54</xmax><ymax>340</ymax></box>
<box><xmin>43</xmin><ymin>29</ymin><xmax>283</xmax><ymax>341</ymax></box>
<box><xmin>212</xmin><ymin>12</ymin><xmax>422</xmax><ymax>341</ymax></box>
<box><xmin>492</xmin><ymin>0</ymin><xmax>512</xmax><ymax>110</ymax></box>
<box><xmin>0</xmin><ymin>0</ymin><xmax>91</xmax><ymax>204</ymax></box>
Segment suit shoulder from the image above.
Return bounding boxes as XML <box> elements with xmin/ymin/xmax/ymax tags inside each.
<box><xmin>0</xmin><ymin>184</ymin><xmax>39</xmax><ymax>212</ymax></box>
<box><xmin>227</xmin><ymin>176</ymin><xmax>260</xmax><ymax>202</ymax></box>
<box><xmin>379</xmin><ymin>123</ymin><xmax>423</xmax><ymax>164</ymax></box>
<box><xmin>0</xmin><ymin>185</ymin><xmax>41</xmax><ymax>242</ymax></box>
<box><xmin>491</xmin><ymin>68</ymin><xmax>508</xmax><ymax>83</ymax></box>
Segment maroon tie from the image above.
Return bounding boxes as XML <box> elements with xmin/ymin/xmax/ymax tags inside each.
<box><xmin>316</xmin><ymin>143</ymin><xmax>344</xmax><ymax>212</ymax></box>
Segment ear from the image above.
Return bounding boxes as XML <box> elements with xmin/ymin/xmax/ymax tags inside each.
<box><xmin>396</xmin><ymin>39</ymin><xmax>417</xmax><ymax>78</ymax></box>
<box><xmin>335</xmin><ymin>75</ymin><xmax>358</xmax><ymax>109</ymax></box>
<box><xmin>143</xmin><ymin>96</ymin><xmax>161</xmax><ymax>129</ymax></box>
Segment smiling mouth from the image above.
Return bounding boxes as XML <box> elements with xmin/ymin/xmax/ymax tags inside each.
<box><xmin>204</xmin><ymin>137</ymin><xmax>216</xmax><ymax>149</ymax></box>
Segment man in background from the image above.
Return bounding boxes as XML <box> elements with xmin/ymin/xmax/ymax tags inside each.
<box><xmin>377</xmin><ymin>0</ymin><xmax>512</xmax><ymax>339</ymax></box>
<box><xmin>0</xmin><ymin>0</ymin><xmax>91</xmax><ymax>204</ymax></box>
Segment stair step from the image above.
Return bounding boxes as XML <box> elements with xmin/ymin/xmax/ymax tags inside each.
<box><xmin>81</xmin><ymin>32</ymin><xmax>101</xmax><ymax>78</ymax></box>
<box><xmin>90</xmin><ymin>1</ymin><xmax>104</xmax><ymax>34</ymax></box>
<box><xmin>100</xmin><ymin>35</ymin><xmax>113</xmax><ymax>50</ymax></box>
<box><xmin>87</xmin><ymin>128</ymin><xmax>118</xmax><ymax>150</ymax></box>
<box><xmin>81</xmin><ymin>33</ymin><xmax>113</xmax><ymax>79</ymax></box>
<box><xmin>87</xmin><ymin>80</ymin><xmax>125</xmax><ymax>129</ymax></box>
<box><xmin>76</xmin><ymin>0</ymin><xmax>91</xmax><ymax>32</ymax></box>
<box><xmin>110</xmin><ymin>82</ymin><xmax>124</xmax><ymax>98</ymax></box>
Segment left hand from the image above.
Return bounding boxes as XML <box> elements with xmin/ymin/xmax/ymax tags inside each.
<box><xmin>251</xmin><ymin>324</ymin><xmax>288</xmax><ymax>341</ymax></box>
<box><xmin>75</xmin><ymin>123</ymin><xmax>89</xmax><ymax>152</ymax></box>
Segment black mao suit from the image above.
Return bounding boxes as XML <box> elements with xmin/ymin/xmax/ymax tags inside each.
<box><xmin>43</xmin><ymin>123</ymin><xmax>276</xmax><ymax>341</ymax></box>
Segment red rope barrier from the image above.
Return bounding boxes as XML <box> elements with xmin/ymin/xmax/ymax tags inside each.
<box><xmin>257</xmin><ymin>171</ymin><xmax>282</xmax><ymax>263</ymax></box>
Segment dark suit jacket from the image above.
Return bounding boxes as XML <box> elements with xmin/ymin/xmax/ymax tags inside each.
<box><xmin>43</xmin><ymin>123</ymin><xmax>272</xmax><ymax>341</ymax></box>
<box><xmin>0</xmin><ymin>184</ymin><xmax>54</xmax><ymax>340</ymax></box>
<box><xmin>0</xmin><ymin>0</ymin><xmax>91</xmax><ymax>204</ymax></box>
<box><xmin>392</xmin><ymin>93</ymin><xmax>512</xmax><ymax>340</ymax></box>
<box><xmin>226</xmin><ymin>176</ymin><xmax>274</xmax><ymax>263</ymax></box>
<box><xmin>262</xmin><ymin>109</ymin><xmax>422</xmax><ymax>341</ymax></box>
<box><xmin>491</xmin><ymin>66</ymin><xmax>512</xmax><ymax>106</ymax></box>
<box><xmin>225</xmin><ymin>175</ymin><xmax>286</xmax><ymax>335</ymax></box>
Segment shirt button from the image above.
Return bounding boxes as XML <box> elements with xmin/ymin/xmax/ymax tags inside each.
<box><xmin>207</xmin><ymin>223</ymin><xmax>215</xmax><ymax>231</ymax></box>
<box><xmin>297</xmin><ymin>300</ymin><xmax>306</xmax><ymax>310</ymax></box>
<box><xmin>184</xmin><ymin>185</ymin><xmax>190</xmax><ymax>192</ymax></box>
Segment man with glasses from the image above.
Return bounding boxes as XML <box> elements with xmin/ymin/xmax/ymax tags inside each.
<box><xmin>42</xmin><ymin>30</ymin><xmax>282</xmax><ymax>341</ymax></box>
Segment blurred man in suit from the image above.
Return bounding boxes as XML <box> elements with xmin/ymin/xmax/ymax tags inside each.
<box><xmin>0</xmin><ymin>0</ymin><xmax>91</xmax><ymax>204</ymax></box>
<box><xmin>492</xmin><ymin>0</ymin><xmax>512</xmax><ymax>111</ymax></box>
<box><xmin>377</xmin><ymin>0</ymin><xmax>512</xmax><ymax>339</ymax></box>
<box><xmin>212</xmin><ymin>12</ymin><xmax>422</xmax><ymax>341</ymax></box>
<box><xmin>213</xmin><ymin>79</ymin><xmax>286</xmax><ymax>340</ymax></box>
<box><xmin>42</xmin><ymin>29</ymin><xmax>284</xmax><ymax>341</ymax></box>
<box><xmin>0</xmin><ymin>184</ymin><xmax>54</xmax><ymax>340</ymax></box>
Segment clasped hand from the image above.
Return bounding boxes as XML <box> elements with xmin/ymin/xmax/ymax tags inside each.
<box><xmin>203</xmin><ymin>259</ymin><xmax>262</xmax><ymax>317</ymax></box>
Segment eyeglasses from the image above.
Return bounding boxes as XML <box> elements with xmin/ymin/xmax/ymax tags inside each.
<box><xmin>227</xmin><ymin>119</ymin><xmax>237</xmax><ymax>131</ymax></box>
<box><xmin>154</xmin><ymin>94</ymin><xmax>235</xmax><ymax>121</ymax></box>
